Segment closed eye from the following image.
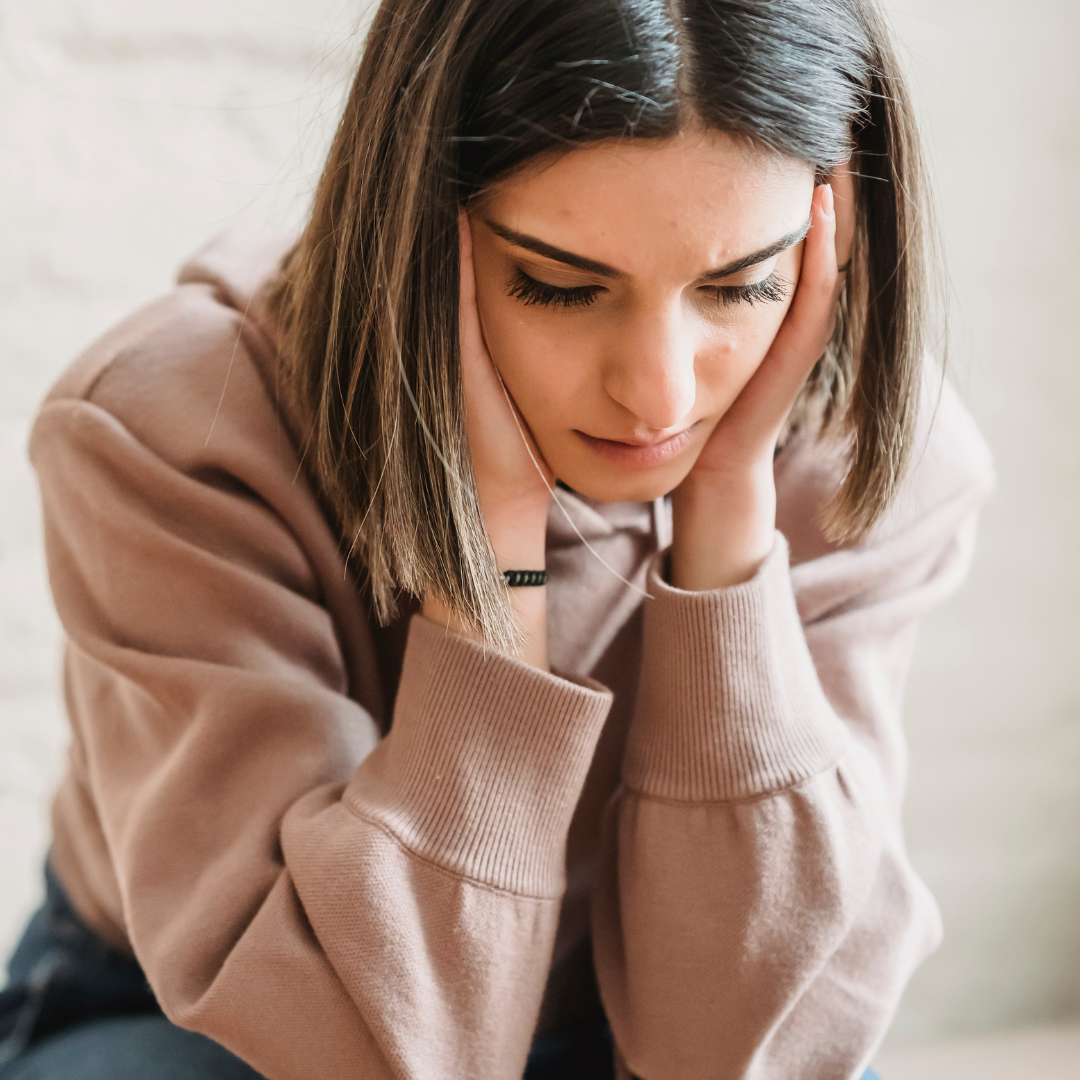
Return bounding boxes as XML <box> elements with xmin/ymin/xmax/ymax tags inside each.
<box><xmin>506</xmin><ymin>267</ymin><xmax>790</xmax><ymax>310</ymax></box>
<box><xmin>704</xmin><ymin>272</ymin><xmax>791</xmax><ymax>307</ymax></box>
<box><xmin>507</xmin><ymin>268</ymin><xmax>604</xmax><ymax>309</ymax></box>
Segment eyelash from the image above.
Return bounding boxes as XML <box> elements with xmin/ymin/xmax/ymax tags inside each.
<box><xmin>506</xmin><ymin>268</ymin><xmax>790</xmax><ymax>310</ymax></box>
<box><xmin>705</xmin><ymin>274</ymin><xmax>791</xmax><ymax>307</ymax></box>
<box><xmin>507</xmin><ymin>269</ymin><xmax>602</xmax><ymax>309</ymax></box>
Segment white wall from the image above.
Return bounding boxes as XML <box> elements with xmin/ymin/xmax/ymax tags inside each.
<box><xmin>1</xmin><ymin>0</ymin><xmax>1077</xmax><ymax>1050</ymax></box>
<box><xmin>0</xmin><ymin>0</ymin><xmax>359</xmax><ymax>965</ymax></box>
<box><xmin>882</xmin><ymin>0</ymin><xmax>1080</xmax><ymax>1044</ymax></box>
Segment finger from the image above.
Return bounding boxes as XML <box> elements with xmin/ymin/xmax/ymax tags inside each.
<box><xmin>736</xmin><ymin>183</ymin><xmax>838</xmax><ymax>431</ymax></box>
<box><xmin>778</xmin><ymin>181</ymin><xmax>837</xmax><ymax>370</ymax></box>
<box><xmin>458</xmin><ymin>210</ymin><xmax>502</xmax><ymax>405</ymax></box>
<box><xmin>458</xmin><ymin>209</ymin><xmax>480</xmax><ymax>333</ymax></box>
<box><xmin>828</xmin><ymin>160</ymin><xmax>856</xmax><ymax>275</ymax></box>
<box><xmin>458</xmin><ymin>209</ymin><xmax>501</xmax><ymax>405</ymax></box>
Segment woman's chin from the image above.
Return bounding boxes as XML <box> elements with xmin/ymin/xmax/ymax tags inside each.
<box><xmin>552</xmin><ymin>457</ymin><xmax>695</xmax><ymax>505</ymax></box>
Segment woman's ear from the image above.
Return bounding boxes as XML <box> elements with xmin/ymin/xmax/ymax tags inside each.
<box><xmin>828</xmin><ymin>160</ymin><xmax>857</xmax><ymax>273</ymax></box>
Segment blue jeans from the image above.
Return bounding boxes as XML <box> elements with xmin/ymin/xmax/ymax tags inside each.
<box><xmin>0</xmin><ymin>864</ymin><xmax>881</xmax><ymax>1079</ymax></box>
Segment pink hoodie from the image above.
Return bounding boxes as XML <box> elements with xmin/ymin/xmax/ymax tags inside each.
<box><xmin>30</xmin><ymin>226</ymin><xmax>994</xmax><ymax>1079</ymax></box>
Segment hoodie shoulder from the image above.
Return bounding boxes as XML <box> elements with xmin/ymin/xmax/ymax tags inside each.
<box><xmin>40</xmin><ymin>226</ymin><xmax>295</xmax><ymax>473</ymax></box>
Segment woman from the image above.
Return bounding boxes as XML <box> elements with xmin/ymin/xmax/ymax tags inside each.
<box><xmin>0</xmin><ymin>0</ymin><xmax>993</xmax><ymax>1077</ymax></box>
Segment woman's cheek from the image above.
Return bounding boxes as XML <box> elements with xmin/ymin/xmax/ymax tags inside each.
<box><xmin>698</xmin><ymin>315</ymin><xmax>777</xmax><ymax>407</ymax></box>
<box><xmin>476</xmin><ymin>301</ymin><xmax>588</xmax><ymax>434</ymax></box>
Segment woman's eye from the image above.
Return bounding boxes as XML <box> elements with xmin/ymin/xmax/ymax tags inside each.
<box><xmin>705</xmin><ymin>272</ymin><xmax>790</xmax><ymax>307</ymax></box>
<box><xmin>507</xmin><ymin>269</ymin><xmax>603</xmax><ymax>309</ymax></box>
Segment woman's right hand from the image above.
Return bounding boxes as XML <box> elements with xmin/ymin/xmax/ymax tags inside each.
<box><xmin>421</xmin><ymin>211</ymin><xmax>554</xmax><ymax>668</ymax></box>
<box><xmin>457</xmin><ymin>209</ymin><xmax>555</xmax><ymax>561</ymax></box>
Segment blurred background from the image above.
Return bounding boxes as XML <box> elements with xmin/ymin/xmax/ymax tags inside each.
<box><xmin>1</xmin><ymin>1</ymin><xmax>1077</xmax><ymax>1075</ymax></box>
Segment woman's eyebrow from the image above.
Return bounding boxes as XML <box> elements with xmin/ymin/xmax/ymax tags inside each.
<box><xmin>485</xmin><ymin>220</ymin><xmax>624</xmax><ymax>277</ymax></box>
<box><xmin>484</xmin><ymin>217</ymin><xmax>812</xmax><ymax>281</ymax></box>
<box><xmin>698</xmin><ymin>218</ymin><xmax>812</xmax><ymax>281</ymax></box>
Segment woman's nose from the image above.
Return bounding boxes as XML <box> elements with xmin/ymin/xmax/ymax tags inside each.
<box><xmin>601</xmin><ymin>303</ymin><xmax>698</xmax><ymax>432</ymax></box>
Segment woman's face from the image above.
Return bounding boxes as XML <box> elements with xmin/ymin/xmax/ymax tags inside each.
<box><xmin>469</xmin><ymin>128</ymin><xmax>816</xmax><ymax>504</ymax></box>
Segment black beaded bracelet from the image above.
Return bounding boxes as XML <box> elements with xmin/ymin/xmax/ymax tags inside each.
<box><xmin>502</xmin><ymin>569</ymin><xmax>547</xmax><ymax>587</ymax></box>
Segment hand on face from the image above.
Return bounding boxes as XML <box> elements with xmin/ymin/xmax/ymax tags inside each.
<box><xmin>460</xmin><ymin>133</ymin><xmax>854</xmax><ymax>605</ymax></box>
<box><xmin>421</xmin><ymin>213</ymin><xmax>556</xmax><ymax>668</ymax></box>
<box><xmin>457</xmin><ymin>209</ymin><xmax>554</xmax><ymax>563</ymax></box>
<box><xmin>686</xmin><ymin>174</ymin><xmax>851</xmax><ymax>482</ymax></box>
<box><xmin>670</xmin><ymin>174</ymin><xmax>850</xmax><ymax>590</ymax></box>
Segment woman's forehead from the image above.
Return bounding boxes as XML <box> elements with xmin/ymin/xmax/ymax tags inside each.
<box><xmin>478</xmin><ymin>131</ymin><xmax>814</xmax><ymax>280</ymax></box>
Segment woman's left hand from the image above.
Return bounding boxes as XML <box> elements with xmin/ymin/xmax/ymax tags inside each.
<box><xmin>422</xmin><ymin>210</ymin><xmax>555</xmax><ymax>667</ymax></box>
<box><xmin>669</xmin><ymin>172</ymin><xmax>854</xmax><ymax>591</ymax></box>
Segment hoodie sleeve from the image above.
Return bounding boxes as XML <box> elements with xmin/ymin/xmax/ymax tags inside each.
<box><xmin>31</xmin><ymin>285</ymin><xmax>612</xmax><ymax>1080</ymax></box>
<box><xmin>592</xmin><ymin>389</ymin><xmax>993</xmax><ymax>1080</ymax></box>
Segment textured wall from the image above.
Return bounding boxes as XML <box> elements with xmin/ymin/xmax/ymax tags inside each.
<box><xmin>1</xmin><ymin>0</ymin><xmax>1077</xmax><ymax>1049</ymax></box>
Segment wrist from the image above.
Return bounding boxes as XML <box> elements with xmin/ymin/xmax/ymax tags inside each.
<box><xmin>669</xmin><ymin>470</ymin><xmax>776</xmax><ymax>591</ymax></box>
<box><xmin>486</xmin><ymin>500</ymin><xmax>549</xmax><ymax>670</ymax></box>
<box><xmin>422</xmin><ymin>494</ymin><xmax>551</xmax><ymax>669</ymax></box>
<box><xmin>482</xmin><ymin>495</ymin><xmax>550</xmax><ymax>574</ymax></box>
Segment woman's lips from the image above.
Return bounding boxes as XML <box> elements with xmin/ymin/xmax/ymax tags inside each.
<box><xmin>575</xmin><ymin>425</ymin><xmax>695</xmax><ymax>470</ymax></box>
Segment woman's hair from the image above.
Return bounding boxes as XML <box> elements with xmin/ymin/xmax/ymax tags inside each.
<box><xmin>270</xmin><ymin>0</ymin><xmax>935</xmax><ymax>650</ymax></box>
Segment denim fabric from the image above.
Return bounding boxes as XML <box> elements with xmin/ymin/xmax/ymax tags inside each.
<box><xmin>0</xmin><ymin>863</ymin><xmax>882</xmax><ymax>1080</ymax></box>
<box><xmin>524</xmin><ymin>1016</ymin><xmax>615</xmax><ymax>1079</ymax></box>
<box><xmin>0</xmin><ymin>864</ymin><xmax>262</xmax><ymax>1080</ymax></box>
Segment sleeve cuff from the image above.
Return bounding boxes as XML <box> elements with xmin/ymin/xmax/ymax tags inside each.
<box><xmin>622</xmin><ymin>533</ymin><xmax>849</xmax><ymax>802</ymax></box>
<box><xmin>346</xmin><ymin>615</ymin><xmax>613</xmax><ymax>897</ymax></box>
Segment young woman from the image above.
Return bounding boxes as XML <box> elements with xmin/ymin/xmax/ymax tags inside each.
<box><xmin>0</xmin><ymin>0</ymin><xmax>993</xmax><ymax>1078</ymax></box>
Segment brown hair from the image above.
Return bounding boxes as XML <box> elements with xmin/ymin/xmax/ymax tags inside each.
<box><xmin>270</xmin><ymin>0</ymin><xmax>937</xmax><ymax>650</ymax></box>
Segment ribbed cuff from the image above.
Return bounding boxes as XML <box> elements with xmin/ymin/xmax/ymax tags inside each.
<box><xmin>622</xmin><ymin>534</ymin><xmax>848</xmax><ymax>802</ymax></box>
<box><xmin>346</xmin><ymin>616</ymin><xmax>613</xmax><ymax>897</ymax></box>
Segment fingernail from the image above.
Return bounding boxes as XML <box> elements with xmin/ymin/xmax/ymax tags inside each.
<box><xmin>821</xmin><ymin>182</ymin><xmax>835</xmax><ymax>218</ymax></box>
